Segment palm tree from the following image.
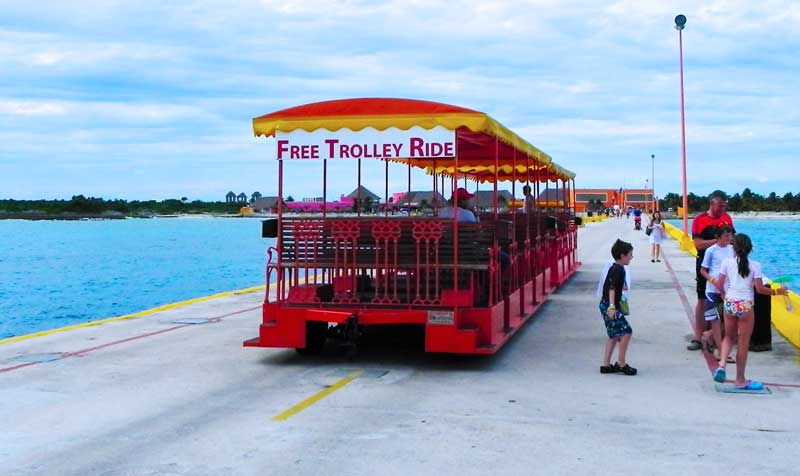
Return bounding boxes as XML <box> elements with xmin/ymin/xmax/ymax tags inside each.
<box><xmin>363</xmin><ymin>196</ymin><xmax>374</xmax><ymax>213</ymax></box>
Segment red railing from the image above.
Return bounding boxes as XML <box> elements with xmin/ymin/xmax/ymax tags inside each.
<box><xmin>265</xmin><ymin>214</ymin><xmax>576</xmax><ymax>309</ymax></box>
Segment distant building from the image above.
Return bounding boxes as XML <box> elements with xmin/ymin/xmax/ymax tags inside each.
<box><xmin>474</xmin><ymin>190</ymin><xmax>514</xmax><ymax>211</ymax></box>
<box><xmin>536</xmin><ymin>188</ymin><xmax>569</xmax><ymax>208</ymax></box>
<box><xmin>225</xmin><ymin>191</ymin><xmax>236</xmax><ymax>203</ymax></box>
<box><xmin>572</xmin><ymin>188</ymin><xmax>654</xmax><ymax>213</ymax></box>
<box><xmin>252</xmin><ymin>196</ymin><xmax>355</xmax><ymax>214</ymax></box>
<box><xmin>237</xmin><ymin>192</ymin><xmax>248</xmax><ymax>203</ymax></box>
<box><xmin>390</xmin><ymin>191</ymin><xmax>446</xmax><ymax>209</ymax></box>
<box><xmin>345</xmin><ymin>186</ymin><xmax>381</xmax><ymax>202</ymax></box>
<box><xmin>286</xmin><ymin>197</ymin><xmax>354</xmax><ymax>213</ymax></box>
<box><xmin>251</xmin><ymin>197</ymin><xmax>286</xmax><ymax>213</ymax></box>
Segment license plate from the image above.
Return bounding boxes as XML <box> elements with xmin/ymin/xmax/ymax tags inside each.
<box><xmin>427</xmin><ymin>311</ymin><xmax>454</xmax><ymax>325</ymax></box>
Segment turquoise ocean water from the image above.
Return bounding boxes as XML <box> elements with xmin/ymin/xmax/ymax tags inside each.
<box><xmin>666</xmin><ymin>219</ymin><xmax>800</xmax><ymax>284</ymax></box>
<box><xmin>0</xmin><ymin>218</ymin><xmax>272</xmax><ymax>339</ymax></box>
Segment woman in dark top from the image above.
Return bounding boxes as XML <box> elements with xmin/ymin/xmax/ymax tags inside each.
<box><xmin>599</xmin><ymin>239</ymin><xmax>636</xmax><ymax>375</ymax></box>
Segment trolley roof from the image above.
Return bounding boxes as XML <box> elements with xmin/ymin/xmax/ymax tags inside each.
<box><xmin>253</xmin><ymin>98</ymin><xmax>574</xmax><ymax>181</ymax></box>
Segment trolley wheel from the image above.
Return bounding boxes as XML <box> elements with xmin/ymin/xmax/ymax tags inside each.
<box><xmin>295</xmin><ymin>321</ymin><xmax>328</xmax><ymax>355</ymax></box>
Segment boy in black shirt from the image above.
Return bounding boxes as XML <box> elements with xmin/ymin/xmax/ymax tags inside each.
<box><xmin>599</xmin><ymin>239</ymin><xmax>636</xmax><ymax>375</ymax></box>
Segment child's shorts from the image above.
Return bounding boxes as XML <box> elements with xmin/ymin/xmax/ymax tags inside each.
<box><xmin>723</xmin><ymin>298</ymin><xmax>753</xmax><ymax>319</ymax></box>
<box><xmin>704</xmin><ymin>292</ymin><xmax>723</xmax><ymax>321</ymax></box>
<box><xmin>599</xmin><ymin>301</ymin><xmax>633</xmax><ymax>338</ymax></box>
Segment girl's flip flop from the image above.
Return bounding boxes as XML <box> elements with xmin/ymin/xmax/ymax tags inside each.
<box><xmin>736</xmin><ymin>380</ymin><xmax>764</xmax><ymax>391</ymax></box>
<box><xmin>713</xmin><ymin>367</ymin><xmax>726</xmax><ymax>383</ymax></box>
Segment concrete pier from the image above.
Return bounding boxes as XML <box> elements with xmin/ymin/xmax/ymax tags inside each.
<box><xmin>2</xmin><ymin>218</ymin><xmax>798</xmax><ymax>476</ymax></box>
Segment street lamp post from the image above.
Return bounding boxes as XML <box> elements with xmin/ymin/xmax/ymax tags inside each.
<box><xmin>651</xmin><ymin>154</ymin><xmax>655</xmax><ymax>211</ymax></box>
<box><xmin>675</xmin><ymin>14</ymin><xmax>690</xmax><ymax>239</ymax></box>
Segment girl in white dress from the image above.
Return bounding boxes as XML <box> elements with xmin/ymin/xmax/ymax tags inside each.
<box><xmin>648</xmin><ymin>211</ymin><xmax>665</xmax><ymax>262</ymax></box>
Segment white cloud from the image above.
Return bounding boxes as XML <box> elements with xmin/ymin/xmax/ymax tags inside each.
<box><xmin>0</xmin><ymin>100</ymin><xmax>66</xmax><ymax>116</ymax></box>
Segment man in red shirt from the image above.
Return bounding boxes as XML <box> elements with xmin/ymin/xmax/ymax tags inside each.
<box><xmin>688</xmin><ymin>191</ymin><xmax>735</xmax><ymax>350</ymax></box>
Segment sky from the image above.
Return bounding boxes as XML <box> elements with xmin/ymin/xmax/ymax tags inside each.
<box><xmin>1</xmin><ymin>0</ymin><xmax>799</xmax><ymax>201</ymax></box>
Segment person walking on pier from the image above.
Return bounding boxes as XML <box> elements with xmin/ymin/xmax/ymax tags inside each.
<box><xmin>648</xmin><ymin>211</ymin><xmax>665</xmax><ymax>262</ymax></box>
<box><xmin>712</xmin><ymin>234</ymin><xmax>787</xmax><ymax>389</ymax></box>
<box><xmin>687</xmin><ymin>191</ymin><xmax>735</xmax><ymax>351</ymax></box>
<box><xmin>598</xmin><ymin>239</ymin><xmax>637</xmax><ymax>376</ymax></box>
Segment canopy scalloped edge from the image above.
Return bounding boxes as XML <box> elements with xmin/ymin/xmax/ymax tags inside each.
<box><xmin>419</xmin><ymin>164</ymin><xmax>575</xmax><ymax>182</ymax></box>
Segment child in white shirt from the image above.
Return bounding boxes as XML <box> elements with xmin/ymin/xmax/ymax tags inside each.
<box><xmin>699</xmin><ymin>225</ymin><xmax>733</xmax><ymax>358</ymax></box>
<box><xmin>712</xmin><ymin>234</ymin><xmax>787</xmax><ymax>390</ymax></box>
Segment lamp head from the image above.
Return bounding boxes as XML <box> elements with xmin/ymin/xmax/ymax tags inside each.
<box><xmin>675</xmin><ymin>14</ymin><xmax>686</xmax><ymax>30</ymax></box>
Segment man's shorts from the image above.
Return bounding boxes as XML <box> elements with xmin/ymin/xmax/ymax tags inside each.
<box><xmin>696</xmin><ymin>260</ymin><xmax>707</xmax><ymax>300</ymax></box>
<box><xmin>599</xmin><ymin>301</ymin><xmax>633</xmax><ymax>338</ymax></box>
<box><xmin>704</xmin><ymin>292</ymin><xmax>723</xmax><ymax>321</ymax></box>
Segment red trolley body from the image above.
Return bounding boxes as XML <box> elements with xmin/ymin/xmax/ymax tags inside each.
<box><xmin>244</xmin><ymin>98</ymin><xmax>579</xmax><ymax>354</ymax></box>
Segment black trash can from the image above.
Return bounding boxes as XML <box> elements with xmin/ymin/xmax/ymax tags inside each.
<box><xmin>261</xmin><ymin>218</ymin><xmax>278</xmax><ymax>238</ymax></box>
<box><xmin>750</xmin><ymin>285</ymin><xmax>772</xmax><ymax>351</ymax></box>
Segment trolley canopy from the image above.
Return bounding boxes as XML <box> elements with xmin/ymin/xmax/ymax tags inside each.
<box><xmin>252</xmin><ymin>98</ymin><xmax>574</xmax><ymax>181</ymax></box>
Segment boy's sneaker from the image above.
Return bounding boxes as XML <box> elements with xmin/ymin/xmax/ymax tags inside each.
<box><xmin>600</xmin><ymin>363</ymin><xmax>620</xmax><ymax>374</ymax></box>
<box><xmin>619</xmin><ymin>364</ymin><xmax>637</xmax><ymax>376</ymax></box>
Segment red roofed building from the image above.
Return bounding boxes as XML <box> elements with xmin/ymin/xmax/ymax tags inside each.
<box><xmin>572</xmin><ymin>188</ymin><xmax>655</xmax><ymax>213</ymax></box>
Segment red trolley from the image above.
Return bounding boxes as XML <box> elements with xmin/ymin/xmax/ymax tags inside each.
<box><xmin>244</xmin><ymin>98</ymin><xmax>579</xmax><ymax>355</ymax></box>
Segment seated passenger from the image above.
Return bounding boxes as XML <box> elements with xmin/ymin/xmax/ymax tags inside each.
<box><xmin>523</xmin><ymin>184</ymin><xmax>535</xmax><ymax>214</ymax></box>
<box><xmin>439</xmin><ymin>188</ymin><xmax>479</xmax><ymax>222</ymax></box>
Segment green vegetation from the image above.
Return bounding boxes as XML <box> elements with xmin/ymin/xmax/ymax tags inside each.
<box><xmin>0</xmin><ymin>195</ymin><xmax>242</xmax><ymax>219</ymax></box>
<box><xmin>660</xmin><ymin>188</ymin><xmax>800</xmax><ymax>212</ymax></box>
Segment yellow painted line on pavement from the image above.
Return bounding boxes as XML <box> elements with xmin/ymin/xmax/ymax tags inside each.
<box><xmin>0</xmin><ymin>283</ymin><xmax>272</xmax><ymax>346</ymax></box>
<box><xmin>272</xmin><ymin>370</ymin><xmax>364</xmax><ymax>421</ymax></box>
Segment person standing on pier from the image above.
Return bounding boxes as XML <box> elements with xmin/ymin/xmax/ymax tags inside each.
<box><xmin>648</xmin><ymin>211</ymin><xmax>665</xmax><ymax>262</ymax></box>
<box><xmin>687</xmin><ymin>191</ymin><xmax>735</xmax><ymax>351</ymax></box>
<box><xmin>598</xmin><ymin>239</ymin><xmax>637</xmax><ymax>376</ymax></box>
<box><xmin>712</xmin><ymin>234</ymin><xmax>787</xmax><ymax>389</ymax></box>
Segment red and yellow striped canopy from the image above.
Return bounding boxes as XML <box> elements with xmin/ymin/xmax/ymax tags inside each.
<box><xmin>253</xmin><ymin>98</ymin><xmax>574</xmax><ymax>181</ymax></box>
